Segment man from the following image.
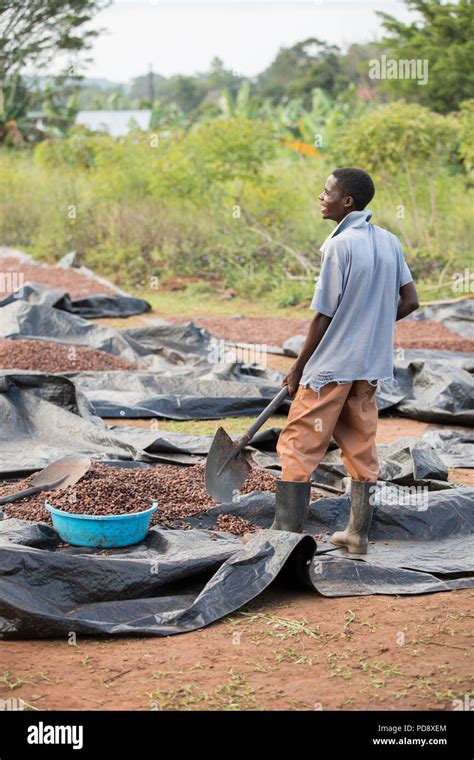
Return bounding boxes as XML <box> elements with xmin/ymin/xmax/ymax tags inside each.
<box><xmin>271</xmin><ymin>167</ymin><xmax>419</xmax><ymax>553</ymax></box>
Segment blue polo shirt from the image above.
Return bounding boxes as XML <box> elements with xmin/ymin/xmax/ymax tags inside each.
<box><xmin>300</xmin><ymin>210</ymin><xmax>413</xmax><ymax>393</ymax></box>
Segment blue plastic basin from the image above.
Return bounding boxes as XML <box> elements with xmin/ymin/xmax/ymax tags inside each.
<box><xmin>45</xmin><ymin>500</ymin><xmax>158</xmax><ymax>548</ymax></box>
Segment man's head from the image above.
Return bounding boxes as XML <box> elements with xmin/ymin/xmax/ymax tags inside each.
<box><xmin>319</xmin><ymin>168</ymin><xmax>375</xmax><ymax>223</ymax></box>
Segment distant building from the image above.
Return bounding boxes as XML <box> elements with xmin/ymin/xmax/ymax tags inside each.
<box><xmin>74</xmin><ymin>110</ymin><xmax>152</xmax><ymax>136</ymax></box>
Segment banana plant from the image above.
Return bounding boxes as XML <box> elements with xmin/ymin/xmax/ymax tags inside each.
<box><xmin>41</xmin><ymin>80</ymin><xmax>79</xmax><ymax>135</ymax></box>
<box><xmin>1</xmin><ymin>73</ymin><xmax>30</xmax><ymax>122</ymax></box>
<box><xmin>297</xmin><ymin>88</ymin><xmax>333</xmax><ymax>145</ymax></box>
<box><xmin>151</xmin><ymin>99</ymin><xmax>190</xmax><ymax>131</ymax></box>
<box><xmin>107</xmin><ymin>91</ymin><xmax>126</xmax><ymax>110</ymax></box>
<box><xmin>218</xmin><ymin>81</ymin><xmax>259</xmax><ymax>119</ymax></box>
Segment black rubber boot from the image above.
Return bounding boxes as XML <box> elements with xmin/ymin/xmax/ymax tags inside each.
<box><xmin>270</xmin><ymin>480</ymin><xmax>311</xmax><ymax>533</ymax></box>
<box><xmin>330</xmin><ymin>480</ymin><xmax>377</xmax><ymax>554</ymax></box>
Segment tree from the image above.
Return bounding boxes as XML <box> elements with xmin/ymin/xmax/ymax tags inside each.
<box><xmin>149</xmin><ymin>117</ymin><xmax>278</xmax><ymax>204</ymax></box>
<box><xmin>0</xmin><ymin>0</ymin><xmax>110</xmax><ymax>122</ymax></box>
<box><xmin>377</xmin><ymin>0</ymin><xmax>474</xmax><ymax>113</ymax></box>
<box><xmin>207</xmin><ymin>56</ymin><xmax>234</xmax><ymax>89</ymax></box>
<box><xmin>330</xmin><ymin>101</ymin><xmax>458</xmax><ymax>260</ymax></box>
<box><xmin>256</xmin><ymin>38</ymin><xmax>350</xmax><ymax>106</ymax></box>
<box><xmin>331</xmin><ymin>101</ymin><xmax>455</xmax><ymax>174</ymax></box>
<box><xmin>166</xmin><ymin>75</ymin><xmax>205</xmax><ymax>113</ymax></box>
<box><xmin>2</xmin><ymin>71</ymin><xmax>29</xmax><ymax>122</ymax></box>
<box><xmin>129</xmin><ymin>72</ymin><xmax>167</xmax><ymax>103</ymax></box>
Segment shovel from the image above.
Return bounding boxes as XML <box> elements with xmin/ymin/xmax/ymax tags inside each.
<box><xmin>0</xmin><ymin>455</ymin><xmax>92</xmax><ymax>506</ymax></box>
<box><xmin>205</xmin><ymin>386</ymin><xmax>289</xmax><ymax>503</ymax></box>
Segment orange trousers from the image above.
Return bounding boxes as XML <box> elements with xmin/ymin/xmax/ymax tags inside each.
<box><xmin>277</xmin><ymin>380</ymin><xmax>380</xmax><ymax>483</ymax></box>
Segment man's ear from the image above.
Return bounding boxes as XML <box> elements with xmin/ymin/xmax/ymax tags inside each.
<box><xmin>344</xmin><ymin>195</ymin><xmax>354</xmax><ymax>209</ymax></box>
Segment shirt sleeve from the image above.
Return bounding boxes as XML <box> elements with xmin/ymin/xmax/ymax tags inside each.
<box><xmin>311</xmin><ymin>242</ymin><xmax>345</xmax><ymax>317</ymax></box>
<box><xmin>398</xmin><ymin>241</ymin><xmax>413</xmax><ymax>287</ymax></box>
<box><xmin>400</xmin><ymin>258</ymin><xmax>413</xmax><ymax>287</ymax></box>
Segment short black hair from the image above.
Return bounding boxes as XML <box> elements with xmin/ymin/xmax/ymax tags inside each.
<box><xmin>332</xmin><ymin>167</ymin><xmax>375</xmax><ymax>210</ymax></box>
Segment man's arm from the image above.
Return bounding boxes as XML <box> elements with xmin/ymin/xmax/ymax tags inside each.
<box><xmin>396</xmin><ymin>281</ymin><xmax>419</xmax><ymax>321</ymax></box>
<box><xmin>283</xmin><ymin>312</ymin><xmax>332</xmax><ymax>396</ymax></box>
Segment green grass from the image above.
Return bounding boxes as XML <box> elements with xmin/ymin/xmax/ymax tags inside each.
<box><xmin>141</xmin><ymin>288</ymin><xmax>313</xmax><ymax>320</ymax></box>
<box><xmin>147</xmin><ymin>668</ymin><xmax>260</xmax><ymax>711</ymax></box>
<box><xmin>0</xmin><ymin>671</ymin><xmax>31</xmax><ymax>690</ymax></box>
<box><xmin>145</xmin><ymin>414</ymin><xmax>286</xmax><ymax>437</ymax></box>
<box><xmin>2</xmin><ymin>131</ymin><xmax>473</xmax><ymax>308</ymax></box>
<box><xmin>136</xmin><ymin>279</ymin><xmax>468</xmax><ymax>318</ymax></box>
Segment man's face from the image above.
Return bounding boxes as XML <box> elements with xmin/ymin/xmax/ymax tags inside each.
<box><xmin>319</xmin><ymin>174</ymin><xmax>354</xmax><ymax>223</ymax></box>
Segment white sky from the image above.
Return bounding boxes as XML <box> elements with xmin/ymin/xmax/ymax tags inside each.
<box><xmin>51</xmin><ymin>0</ymin><xmax>413</xmax><ymax>82</ymax></box>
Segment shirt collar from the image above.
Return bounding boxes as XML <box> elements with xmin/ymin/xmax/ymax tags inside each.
<box><xmin>320</xmin><ymin>209</ymin><xmax>373</xmax><ymax>252</ymax></box>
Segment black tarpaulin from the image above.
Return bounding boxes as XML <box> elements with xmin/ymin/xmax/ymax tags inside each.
<box><xmin>0</xmin><ymin>373</ymin><xmax>288</xmax><ymax>474</ymax></box>
<box><xmin>246</xmin><ymin>433</ymin><xmax>464</xmax><ymax>495</ymax></box>
<box><xmin>109</xmin><ymin>427</ymin><xmax>215</xmax><ymax>455</ymax></box>
<box><xmin>1</xmin><ymin>301</ymin><xmax>151</xmax><ymax>364</ymax></box>
<box><xmin>71</xmin><ymin>356</ymin><xmax>471</xmax><ymax>424</ymax></box>
<box><xmin>62</xmin><ymin>371</ymin><xmax>288</xmax><ymax>419</ymax></box>
<box><xmin>1</xmin><ymin>301</ymin><xmax>214</xmax><ymax>369</ymax></box>
<box><xmin>375</xmin><ymin>358</ymin><xmax>474</xmax><ymax>424</ymax></box>
<box><xmin>0</xmin><ymin>373</ymin><xmax>177</xmax><ymax>474</ymax></box>
<box><xmin>0</xmin><ymin>301</ymin><xmax>284</xmax><ymax>386</ymax></box>
<box><xmin>108</xmin><ymin>426</ymin><xmax>285</xmax><ymax>457</ymax></box>
<box><xmin>0</xmin><ymin>370</ymin><xmax>471</xmax><ymax>478</ymax></box>
<box><xmin>0</xmin><ymin>520</ymin><xmax>315</xmax><ymax>638</ymax></box>
<box><xmin>0</xmin><ymin>282</ymin><xmax>151</xmax><ymax>318</ymax></box>
<box><xmin>421</xmin><ymin>429</ymin><xmax>474</xmax><ymax>469</ymax></box>
<box><xmin>65</xmin><ymin>294</ymin><xmax>151</xmax><ymax>319</ymax></box>
<box><xmin>308</xmin><ymin>554</ymin><xmax>474</xmax><ymax>597</ymax></box>
<box><xmin>1</xmin><ymin>298</ymin><xmax>472</xmax><ymax>423</ymax></box>
<box><xmin>409</xmin><ymin>298</ymin><xmax>473</xmax><ymax>338</ymax></box>
<box><xmin>186</xmin><ymin>485</ymin><xmax>474</xmax><ymax>590</ymax></box>
<box><xmin>13</xmin><ymin>355</ymin><xmax>474</xmax><ymax>424</ymax></box>
<box><xmin>394</xmin><ymin>361</ymin><xmax>474</xmax><ymax>425</ymax></box>
<box><xmin>394</xmin><ymin>348</ymin><xmax>474</xmax><ymax>371</ymax></box>
<box><xmin>185</xmin><ymin>485</ymin><xmax>474</xmax><ymax>545</ymax></box>
<box><xmin>309</xmin><ymin>439</ymin><xmax>453</xmax><ymax>492</ymax></box>
<box><xmin>1</xmin><ymin>483</ymin><xmax>473</xmax><ymax>638</ymax></box>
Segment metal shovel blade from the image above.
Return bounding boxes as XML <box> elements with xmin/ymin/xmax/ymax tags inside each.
<box><xmin>31</xmin><ymin>455</ymin><xmax>92</xmax><ymax>489</ymax></box>
<box><xmin>0</xmin><ymin>455</ymin><xmax>92</xmax><ymax>506</ymax></box>
<box><xmin>205</xmin><ymin>427</ymin><xmax>251</xmax><ymax>504</ymax></box>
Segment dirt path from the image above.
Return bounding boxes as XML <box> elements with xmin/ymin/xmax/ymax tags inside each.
<box><xmin>3</xmin><ymin>589</ymin><xmax>472</xmax><ymax>711</ymax></box>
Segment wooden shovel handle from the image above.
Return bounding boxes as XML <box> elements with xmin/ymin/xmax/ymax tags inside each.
<box><xmin>0</xmin><ymin>485</ymin><xmax>42</xmax><ymax>505</ymax></box>
<box><xmin>234</xmin><ymin>386</ymin><xmax>289</xmax><ymax>451</ymax></box>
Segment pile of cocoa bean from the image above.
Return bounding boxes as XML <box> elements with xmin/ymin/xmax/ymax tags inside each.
<box><xmin>0</xmin><ymin>462</ymin><xmax>277</xmax><ymax>535</ymax></box>
<box><xmin>0</xmin><ymin>339</ymin><xmax>137</xmax><ymax>373</ymax></box>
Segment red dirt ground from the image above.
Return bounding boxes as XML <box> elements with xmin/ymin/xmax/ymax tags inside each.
<box><xmin>2</xmin><ymin>590</ymin><xmax>472</xmax><ymax>711</ymax></box>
